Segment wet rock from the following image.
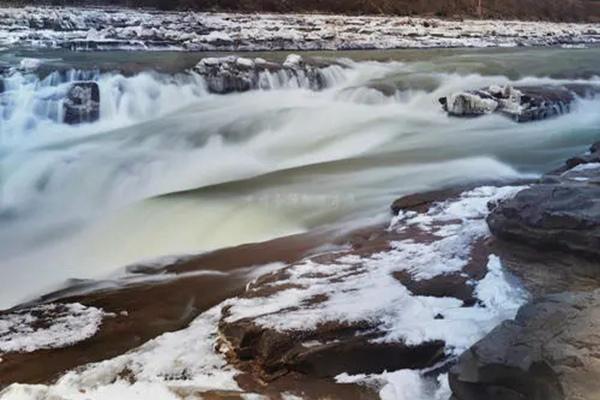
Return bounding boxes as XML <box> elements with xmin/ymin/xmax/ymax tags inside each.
<box><xmin>391</xmin><ymin>187</ymin><xmax>471</xmax><ymax>214</ymax></box>
<box><xmin>550</xmin><ymin>141</ymin><xmax>600</xmax><ymax>175</ymax></box>
<box><xmin>487</xmin><ymin>154</ymin><xmax>600</xmax><ymax>257</ymax></box>
<box><xmin>393</xmin><ymin>271</ymin><xmax>477</xmax><ymax>306</ymax></box>
<box><xmin>218</xmin><ymin>317</ymin><xmax>445</xmax><ymax>380</ymax></box>
<box><xmin>63</xmin><ymin>81</ymin><xmax>100</xmax><ymax>125</ymax></box>
<box><xmin>440</xmin><ymin>84</ymin><xmax>600</xmax><ymax>122</ymax></box>
<box><xmin>449</xmin><ymin>289</ymin><xmax>600</xmax><ymax>400</ymax></box>
<box><xmin>193</xmin><ymin>54</ymin><xmax>340</xmax><ymax>94</ymax></box>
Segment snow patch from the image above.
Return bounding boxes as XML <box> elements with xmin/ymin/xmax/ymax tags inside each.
<box><xmin>476</xmin><ymin>255</ymin><xmax>529</xmax><ymax>317</ymax></box>
<box><xmin>336</xmin><ymin>370</ymin><xmax>450</xmax><ymax>400</ymax></box>
<box><xmin>0</xmin><ymin>306</ymin><xmax>240</xmax><ymax>400</ymax></box>
<box><xmin>0</xmin><ymin>303</ymin><xmax>105</xmax><ymax>353</ymax></box>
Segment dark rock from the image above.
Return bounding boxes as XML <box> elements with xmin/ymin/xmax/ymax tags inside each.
<box><xmin>393</xmin><ymin>270</ymin><xmax>476</xmax><ymax>306</ymax></box>
<box><xmin>450</xmin><ymin>290</ymin><xmax>600</xmax><ymax>400</ymax></box>
<box><xmin>63</xmin><ymin>81</ymin><xmax>100</xmax><ymax>125</ymax></box>
<box><xmin>487</xmin><ymin>161</ymin><xmax>600</xmax><ymax>258</ymax></box>
<box><xmin>390</xmin><ymin>187</ymin><xmax>469</xmax><ymax>214</ymax></box>
<box><xmin>440</xmin><ymin>84</ymin><xmax>600</xmax><ymax>123</ymax></box>
<box><xmin>218</xmin><ymin>317</ymin><xmax>445</xmax><ymax>381</ymax></box>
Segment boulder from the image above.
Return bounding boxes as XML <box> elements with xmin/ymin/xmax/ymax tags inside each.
<box><xmin>487</xmin><ymin>144</ymin><xmax>600</xmax><ymax>257</ymax></box>
<box><xmin>193</xmin><ymin>54</ymin><xmax>339</xmax><ymax>94</ymax></box>
<box><xmin>439</xmin><ymin>84</ymin><xmax>600</xmax><ymax>122</ymax></box>
<box><xmin>449</xmin><ymin>289</ymin><xmax>600</xmax><ymax>400</ymax></box>
<box><xmin>63</xmin><ymin>81</ymin><xmax>100</xmax><ymax>125</ymax></box>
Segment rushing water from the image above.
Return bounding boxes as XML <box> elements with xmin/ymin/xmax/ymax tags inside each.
<box><xmin>2</xmin><ymin>47</ymin><xmax>600</xmax><ymax>309</ymax></box>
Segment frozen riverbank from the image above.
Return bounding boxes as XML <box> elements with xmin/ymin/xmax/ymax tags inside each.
<box><xmin>1</xmin><ymin>7</ymin><xmax>600</xmax><ymax>51</ymax></box>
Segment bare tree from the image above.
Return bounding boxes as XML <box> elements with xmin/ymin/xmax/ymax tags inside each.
<box><xmin>477</xmin><ymin>0</ymin><xmax>482</xmax><ymax>17</ymax></box>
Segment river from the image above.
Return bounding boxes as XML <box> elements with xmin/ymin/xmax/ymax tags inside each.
<box><xmin>2</xmin><ymin>47</ymin><xmax>600</xmax><ymax>309</ymax></box>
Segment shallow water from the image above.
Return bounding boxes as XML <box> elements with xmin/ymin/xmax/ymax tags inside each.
<box><xmin>2</xmin><ymin>47</ymin><xmax>600</xmax><ymax>309</ymax></box>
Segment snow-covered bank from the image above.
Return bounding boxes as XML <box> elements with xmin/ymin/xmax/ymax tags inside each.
<box><xmin>1</xmin><ymin>7</ymin><xmax>600</xmax><ymax>51</ymax></box>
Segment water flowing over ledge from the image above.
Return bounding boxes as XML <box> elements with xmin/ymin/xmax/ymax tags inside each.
<box><xmin>1</xmin><ymin>7</ymin><xmax>600</xmax><ymax>51</ymax></box>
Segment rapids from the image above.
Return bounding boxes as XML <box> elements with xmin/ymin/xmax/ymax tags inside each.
<box><xmin>2</xmin><ymin>47</ymin><xmax>600</xmax><ymax>309</ymax></box>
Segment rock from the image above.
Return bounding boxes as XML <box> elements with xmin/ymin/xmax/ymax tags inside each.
<box><xmin>487</xmin><ymin>154</ymin><xmax>600</xmax><ymax>257</ymax></box>
<box><xmin>449</xmin><ymin>289</ymin><xmax>600</xmax><ymax>400</ymax></box>
<box><xmin>218</xmin><ymin>317</ymin><xmax>445</xmax><ymax>381</ymax></box>
<box><xmin>550</xmin><ymin>141</ymin><xmax>600</xmax><ymax>175</ymax></box>
<box><xmin>193</xmin><ymin>54</ymin><xmax>339</xmax><ymax>94</ymax></box>
<box><xmin>63</xmin><ymin>81</ymin><xmax>100</xmax><ymax>125</ymax></box>
<box><xmin>215</xmin><ymin>185</ymin><xmax>526</xmax><ymax>386</ymax></box>
<box><xmin>440</xmin><ymin>84</ymin><xmax>600</xmax><ymax>122</ymax></box>
<box><xmin>393</xmin><ymin>271</ymin><xmax>477</xmax><ymax>306</ymax></box>
<box><xmin>390</xmin><ymin>187</ymin><xmax>472</xmax><ymax>214</ymax></box>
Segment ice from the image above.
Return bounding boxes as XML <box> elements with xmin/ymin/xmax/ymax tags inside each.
<box><xmin>0</xmin><ymin>7</ymin><xmax>598</xmax><ymax>51</ymax></box>
<box><xmin>447</xmin><ymin>92</ymin><xmax>499</xmax><ymax>115</ymax></box>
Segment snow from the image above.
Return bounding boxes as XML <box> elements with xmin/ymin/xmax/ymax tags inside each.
<box><xmin>18</xmin><ymin>58</ymin><xmax>42</xmax><ymax>70</ymax></box>
<box><xmin>0</xmin><ymin>7</ymin><xmax>599</xmax><ymax>51</ymax></box>
<box><xmin>223</xmin><ymin>186</ymin><xmax>529</xmax><ymax>354</ymax></box>
<box><xmin>336</xmin><ymin>370</ymin><xmax>451</xmax><ymax>400</ymax></box>
<box><xmin>283</xmin><ymin>54</ymin><xmax>303</xmax><ymax>68</ymax></box>
<box><xmin>476</xmin><ymin>255</ymin><xmax>529</xmax><ymax>317</ymax></box>
<box><xmin>0</xmin><ymin>306</ymin><xmax>241</xmax><ymax>400</ymax></box>
<box><xmin>236</xmin><ymin>57</ymin><xmax>255</xmax><ymax>68</ymax></box>
<box><xmin>0</xmin><ymin>303</ymin><xmax>106</xmax><ymax>353</ymax></box>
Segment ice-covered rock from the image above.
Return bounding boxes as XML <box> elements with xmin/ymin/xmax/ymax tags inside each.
<box><xmin>440</xmin><ymin>84</ymin><xmax>600</xmax><ymax>122</ymax></box>
<box><xmin>63</xmin><ymin>81</ymin><xmax>100</xmax><ymax>125</ymax></box>
<box><xmin>193</xmin><ymin>55</ymin><xmax>345</xmax><ymax>94</ymax></box>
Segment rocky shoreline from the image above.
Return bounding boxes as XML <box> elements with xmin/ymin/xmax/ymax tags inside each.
<box><xmin>2</xmin><ymin>137</ymin><xmax>600</xmax><ymax>399</ymax></box>
<box><xmin>1</xmin><ymin>7</ymin><xmax>600</xmax><ymax>51</ymax></box>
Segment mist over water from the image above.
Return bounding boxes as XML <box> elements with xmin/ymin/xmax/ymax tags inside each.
<box><xmin>2</xmin><ymin>48</ymin><xmax>600</xmax><ymax>309</ymax></box>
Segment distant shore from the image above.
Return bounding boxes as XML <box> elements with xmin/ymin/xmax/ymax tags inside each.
<box><xmin>1</xmin><ymin>6</ymin><xmax>600</xmax><ymax>52</ymax></box>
